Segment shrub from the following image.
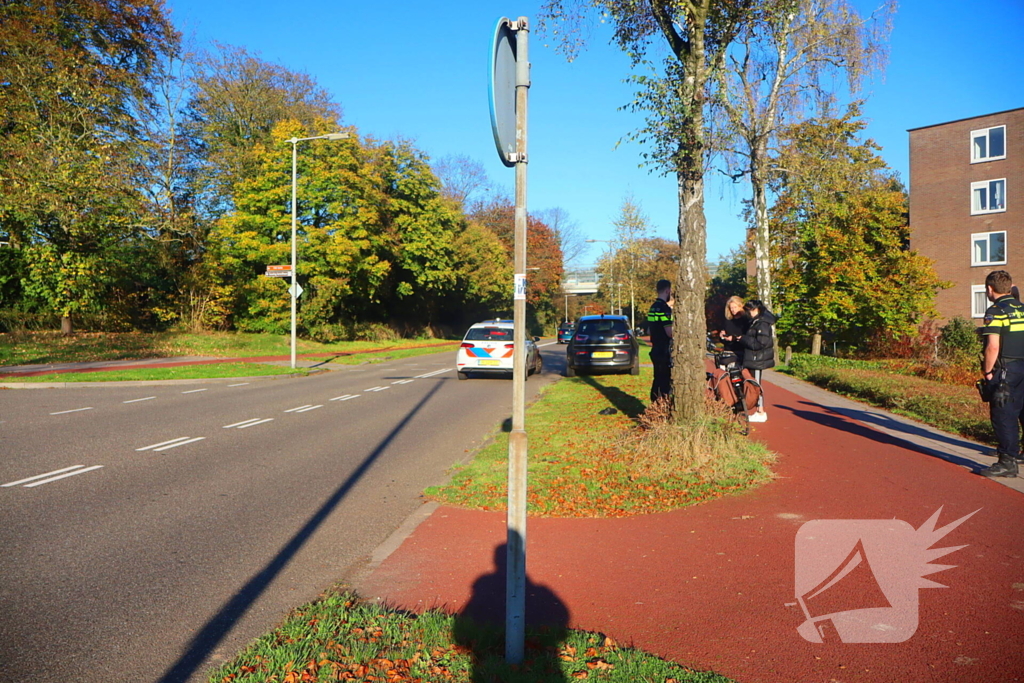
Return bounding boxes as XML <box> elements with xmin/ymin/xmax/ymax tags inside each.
<box><xmin>939</xmin><ymin>316</ymin><xmax>979</xmax><ymax>355</ymax></box>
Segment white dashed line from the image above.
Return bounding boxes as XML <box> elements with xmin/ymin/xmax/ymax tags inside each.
<box><xmin>3</xmin><ymin>465</ymin><xmax>88</xmax><ymax>488</ymax></box>
<box><xmin>152</xmin><ymin>437</ymin><xmax>205</xmax><ymax>452</ymax></box>
<box><xmin>293</xmin><ymin>405</ymin><xmax>323</xmax><ymax>413</ymax></box>
<box><xmin>284</xmin><ymin>405</ymin><xmax>313</xmax><ymax>413</ymax></box>
<box><xmin>24</xmin><ymin>465</ymin><xmax>104</xmax><ymax>488</ymax></box>
<box><xmin>224</xmin><ymin>418</ymin><xmax>264</xmax><ymax>429</ymax></box>
<box><xmin>123</xmin><ymin>396</ymin><xmax>156</xmax><ymax>404</ymax></box>
<box><xmin>414</xmin><ymin>368</ymin><xmax>450</xmax><ymax>378</ymax></box>
<box><xmin>237</xmin><ymin>418</ymin><xmax>274</xmax><ymax>429</ymax></box>
<box><xmin>329</xmin><ymin>394</ymin><xmax>357</xmax><ymax>401</ymax></box>
<box><xmin>137</xmin><ymin>436</ymin><xmax>192</xmax><ymax>451</ymax></box>
<box><xmin>364</xmin><ymin>386</ymin><xmax>389</xmax><ymax>392</ymax></box>
<box><xmin>227</xmin><ymin>383</ymin><xmax>249</xmax><ymax>387</ymax></box>
<box><xmin>182</xmin><ymin>388</ymin><xmax>208</xmax><ymax>394</ymax></box>
<box><xmin>338</xmin><ymin>395</ymin><xmax>360</xmax><ymax>401</ymax></box>
<box><xmin>50</xmin><ymin>407</ymin><xmax>94</xmax><ymax>416</ymax></box>
<box><xmin>391</xmin><ymin>379</ymin><xmax>414</xmax><ymax>385</ymax></box>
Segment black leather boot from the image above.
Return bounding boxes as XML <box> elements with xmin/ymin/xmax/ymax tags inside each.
<box><xmin>981</xmin><ymin>452</ymin><xmax>1019</xmax><ymax>478</ymax></box>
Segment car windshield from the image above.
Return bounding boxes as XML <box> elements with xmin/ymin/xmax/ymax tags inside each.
<box><xmin>465</xmin><ymin>327</ymin><xmax>512</xmax><ymax>341</ymax></box>
<box><xmin>559</xmin><ymin>324</ymin><xmax>574</xmax><ymax>332</ymax></box>
<box><xmin>575</xmin><ymin>319</ymin><xmax>629</xmax><ymax>341</ymax></box>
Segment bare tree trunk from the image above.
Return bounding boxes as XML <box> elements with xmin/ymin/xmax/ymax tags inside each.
<box><xmin>750</xmin><ymin>145</ymin><xmax>772</xmax><ymax>311</ymax></box>
<box><xmin>61</xmin><ymin>315</ymin><xmax>73</xmax><ymax>336</ymax></box>
<box><xmin>671</xmin><ymin>169</ymin><xmax>708</xmax><ymax>422</ymax></box>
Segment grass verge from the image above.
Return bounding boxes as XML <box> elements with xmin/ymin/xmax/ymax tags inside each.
<box><xmin>0</xmin><ymin>330</ymin><xmax>457</xmax><ymax>367</ymax></box>
<box><xmin>0</xmin><ymin>362</ymin><xmax>307</xmax><ymax>383</ymax></box>
<box><xmin>779</xmin><ymin>354</ymin><xmax>992</xmax><ymax>443</ymax></box>
<box><xmin>208</xmin><ymin>591</ymin><xmax>735</xmax><ymax>683</ymax></box>
<box><xmin>426</xmin><ymin>367</ymin><xmax>775</xmax><ymax>517</ymax></box>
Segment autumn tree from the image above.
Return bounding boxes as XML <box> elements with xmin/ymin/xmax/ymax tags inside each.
<box><xmin>541</xmin><ymin>0</ymin><xmax>757</xmax><ymax>419</ymax></box>
<box><xmin>0</xmin><ymin>0</ymin><xmax>178</xmax><ymax>333</ymax></box>
<box><xmin>769</xmin><ymin>107</ymin><xmax>945</xmax><ymax>350</ymax></box>
<box><xmin>715</xmin><ymin>0</ymin><xmax>893</xmax><ymax>310</ymax></box>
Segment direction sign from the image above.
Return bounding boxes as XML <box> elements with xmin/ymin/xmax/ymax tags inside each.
<box><xmin>266</xmin><ymin>265</ymin><xmax>293</xmax><ymax>278</ymax></box>
<box><xmin>288</xmin><ymin>282</ymin><xmax>304</xmax><ymax>299</ymax></box>
<box><xmin>489</xmin><ymin>18</ymin><xmax>517</xmax><ymax>167</ymax></box>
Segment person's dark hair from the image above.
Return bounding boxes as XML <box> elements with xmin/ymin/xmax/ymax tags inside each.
<box><xmin>743</xmin><ymin>299</ymin><xmax>764</xmax><ymax>314</ymax></box>
<box><xmin>656</xmin><ymin>279</ymin><xmax>671</xmax><ymax>294</ymax></box>
<box><xmin>987</xmin><ymin>270</ymin><xmax>1013</xmax><ymax>295</ymax></box>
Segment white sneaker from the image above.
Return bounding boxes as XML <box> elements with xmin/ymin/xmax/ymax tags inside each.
<box><xmin>748</xmin><ymin>411</ymin><xmax>768</xmax><ymax>422</ymax></box>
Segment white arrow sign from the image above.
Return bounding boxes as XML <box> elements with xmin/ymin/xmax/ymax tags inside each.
<box><xmin>288</xmin><ymin>282</ymin><xmax>303</xmax><ymax>299</ymax></box>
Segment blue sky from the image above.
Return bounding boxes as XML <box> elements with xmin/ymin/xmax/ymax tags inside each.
<box><xmin>165</xmin><ymin>0</ymin><xmax>1023</xmax><ymax>266</ymax></box>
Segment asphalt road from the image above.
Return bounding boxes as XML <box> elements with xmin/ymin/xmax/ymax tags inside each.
<box><xmin>0</xmin><ymin>342</ymin><xmax>566</xmax><ymax>683</ymax></box>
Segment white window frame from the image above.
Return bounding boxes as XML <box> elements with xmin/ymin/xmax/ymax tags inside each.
<box><xmin>971</xmin><ymin>125</ymin><xmax>1007</xmax><ymax>163</ymax></box>
<box><xmin>972</xmin><ymin>230</ymin><xmax>1007</xmax><ymax>267</ymax></box>
<box><xmin>971</xmin><ymin>178</ymin><xmax>1007</xmax><ymax>215</ymax></box>
<box><xmin>972</xmin><ymin>285</ymin><xmax>989</xmax><ymax>319</ymax></box>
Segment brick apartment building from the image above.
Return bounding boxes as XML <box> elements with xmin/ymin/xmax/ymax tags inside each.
<box><xmin>909</xmin><ymin>107</ymin><xmax>1023</xmax><ymax>322</ymax></box>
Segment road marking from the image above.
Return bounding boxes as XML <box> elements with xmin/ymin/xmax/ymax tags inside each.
<box><xmin>293</xmin><ymin>404</ymin><xmax>323</xmax><ymax>413</ymax></box>
<box><xmin>137</xmin><ymin>436</ymin><xmax>192</xmax><ymax>451</ymax></box>
<box><xmin>365</xmin><ymin>386</ymin><xmax>392</xmax><ymax>392</ymax></box>
<box><xmin>227</xmin><ymin>383</ymin><xmax>249</xmax><ymax>387</ymax></box>
<box><xmin>329</xmin><ymin>394</ymin><xmax>357</xmax><ymax>401</ymax></box>
<box><xmin>3</xmin><ymin>465</ymin><xmax>87</xmax><ymax>488</ymax></box>
<box><xmin>338</xmin><ymin>395</ymin><xmax>360</xmax><ymax>401</ymax></box>
<box><xmin>391</xmin><ymin>379</ymin><xmax>414</xmax><ymax>385</ymax></box>
<box><xmin>50</xmin><ymin>407</ymin><xmax>94</xmax><ymax>416</ymax></box>
<box><xmin>153</xmin><ymin>437</ymin><xmax>205</xmax><ymax>452</ymax></box>
<box><xmin>237</xmin><ymin>418</ymin><xmax>274</xmax><ymax>429</ymax></box>
<box><xmin>182</xmin><ymin>388</ymin><xmax>208</xmax><ymax>394</ymax></box>
<box><xmin>24</xmin><ymin>465</ymin><xmax>104</xmax><ymax>488</ymax></box>
<box><xmin>224</xmin><ymin>418</ymin><xmax>263</xmax><ymax>428</ymax></box>
<box><xmin>538</xmin><ymin>341</ymin><xmax>560</xmax><ymax>347</ymax></box>
<box><xmin>123</xmin><ymin>396</ymin><xmax>156</xmax><ymax>404</ymax></box>
<box><xmin>284</xmin><ymin>405</ymin><xmax>313</xmax><ymax>413</ymax></box>
<box><xmin>415</xmin><ymin>368</ymin><xmax>450</xmax><ymax>378</ymax></box>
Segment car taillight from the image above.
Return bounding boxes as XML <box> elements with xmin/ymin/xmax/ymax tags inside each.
<box><xmin>613</xmin><ymin>333</ymin><xmax>630</xmax><ymax>341</ymax></box>
<box><xmin>575</xmin><ymin>334</ymin><xmax>589</xmax><ymax>341</ymax></box>
<box><xmin>505</xmin><ymin>343</ymin><xmax>515</xmax><ymax>348</ymax></box>
<box><xmin>460</xmin><ymin>342</ymin><xmax>474</xmax><ymax>348</ymax></box>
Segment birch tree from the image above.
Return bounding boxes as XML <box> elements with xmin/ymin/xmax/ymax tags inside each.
<box><xmin>715</xmin><ymin>0</ymin><xmax>893</xmax><ymax>310</ymax></box>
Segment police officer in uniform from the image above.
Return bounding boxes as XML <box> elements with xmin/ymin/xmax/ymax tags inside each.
<box><xmin>979</xmin><ymin>270</ymin><xmax>1024</xmax><ymax>478</ymax></box>
<box><xmin>647</xmin><ymin>279</ymin><xmax>673</xmax><ymax>402</ymax></box>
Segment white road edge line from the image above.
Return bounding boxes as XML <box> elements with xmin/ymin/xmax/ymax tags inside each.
<box><xmin>24</xmin><ymin>465</ymin><xmax>104</xmax><ymax>488</ymax></box>
<box><xmin>50</xmin><ymin>407</ymin><xmax>94</xmax><ymax>415</ymax></box>
<box><xmin>538</xmin><ymin>341</ymin><xmax>560</xmax><ymax>347</ymax></box>
<box><xmin>284</xmin><ymin>405</ymin><xmax>313</xmax><ymax>413</ymax></box>
<box><xmin>136</xmin><ymin>436</ymin><xmax>191</xmax><ymax>452</ymax></box>
<box><xmin>294</xmin><ymin>405</ymin><xmax>323</xmax><ymax>413</ymax></box>
<box><xmin>182</xmin><ymin>388</ymin><xmax>208</xmax><ymax>394</ymax></box>
<box><xmin>153</xmin><ymin>437</ymin><xmax>205</xmax><ymax>452</ymax></box>
<box><xmin>227</xmin><ymin>383</ymin><xmax>249</xmax><ymax>387</ymax></box>
<box><xmin>237</xmin><ymin>418</ymin><xmax>274</xmax><ymax>429</ymax></box>
<box><xmin>123</xmin><ymin>396</ymin><xmax>156</xmax><ymax>404</ymax></box>
<box><xmin>3</xmin><ymin>465</ymin><xmax>86</xmax><ymax>488</ymax></box>
<box><xmin>224</xmin><ymin>418</ymin><xmax>262</xmax><ymax>429</ymax></box>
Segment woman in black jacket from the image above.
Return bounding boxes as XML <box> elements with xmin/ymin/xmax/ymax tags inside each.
<box><xmin>725</xmin><ymin>300</ymin><xmax>777</xmax><ymax>422</ymax></box>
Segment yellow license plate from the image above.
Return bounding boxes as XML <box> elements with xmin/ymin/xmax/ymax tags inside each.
<box><xmin>592</xmin><ymin>351</ymin><xmax>614</xmax><ymax>359</ymax></box>
<box><xmin>479</xmin><ymin>359</ymin><xmax>501</xmax><ymax>366</ymax></box>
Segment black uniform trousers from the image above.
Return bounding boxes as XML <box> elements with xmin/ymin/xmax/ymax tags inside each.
<box><xmin>991</xmin><ymin>360</ymin><xmax>1024</xmax><ymax>457</ymax></box>
<box><xmin>650</xmin><ymin>348</ymin><xmax>672</xmax><ymax>402</ymax></box>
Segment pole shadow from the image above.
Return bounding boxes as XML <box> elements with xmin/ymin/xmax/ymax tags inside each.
<box><xmin>156</xmin><ymin>383</ymin><xmax>444</xmax><ymax>683</ymax></box>
<box><xmin>775</xmin><ymin>403</ymin><xmax>988</xmax><ymax>472</ymax></box>
<box><xmin>452</xmin><ymin>538</ymin><xmax>570</xmax><ymax>682</ymax></box>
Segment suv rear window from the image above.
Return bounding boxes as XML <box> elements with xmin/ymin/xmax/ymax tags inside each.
<box><xmin>465</xmin><ymin>327</ymin><xmax>512</xmax><ymax>341</ymax></box>
<box><xmin>575</xmin><ymin>319</ymin><xmax>629</xmax><ymax>341</ymax></box>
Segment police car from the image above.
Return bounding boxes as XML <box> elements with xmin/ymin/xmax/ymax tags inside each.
<box><xmin>456</xmin><ymin>319</ymin><xmax>543</xmax><ymax>380</ymax></box>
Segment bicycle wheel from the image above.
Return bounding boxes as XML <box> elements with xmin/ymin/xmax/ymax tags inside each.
<box><xmin>733</xmin><ymin>385</ymin><xmax>750</xmax><ymax>435</ymax></box>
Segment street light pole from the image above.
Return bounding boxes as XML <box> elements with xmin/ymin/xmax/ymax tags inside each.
<box><xmin>563</xmin><ymin>292</ymin><xmax>577</xmax><ymax>322</ymax></box>
<box><xmin>287</xmin><ymin>132</ymin><xmax>349</xmax><ymax>369</ymax></box>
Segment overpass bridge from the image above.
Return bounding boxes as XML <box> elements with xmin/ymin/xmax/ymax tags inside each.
<box><xmin>561</xmin><ymin>267</ymin><xmax>600</xmax><ymax>294</ymax></box>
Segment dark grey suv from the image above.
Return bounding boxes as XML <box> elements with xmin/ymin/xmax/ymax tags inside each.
<box><xmin>565</xmin><ymin>314</ymin><xmax>640</xmax><ymax>376</ymax></box>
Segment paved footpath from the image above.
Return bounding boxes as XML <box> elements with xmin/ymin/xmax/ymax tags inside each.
<box><xmin>357</xmin><ymin>370</ymin><xmax>1024</xmax><ymax>683</ymax></box>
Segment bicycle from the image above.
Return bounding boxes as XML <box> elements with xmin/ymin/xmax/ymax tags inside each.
<box><xmin>705</xmin><ymin>342</ymin><xmax>763</xmax><ymax>435</ymax></box>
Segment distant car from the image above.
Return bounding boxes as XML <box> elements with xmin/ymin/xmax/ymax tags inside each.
<box><xmin>557</xmin><ymin>322</ymin><xmax>575</xmax><ymax>344</ymax></box>
<box><xmin>456</xmin><ymin>320</ymin><xmax>543</xmax><ymax>380</ymax></box>
<box><xmin>565</xmin><ymin>314</ymin><xmax>640</xmax><ymax>377</ymax></box>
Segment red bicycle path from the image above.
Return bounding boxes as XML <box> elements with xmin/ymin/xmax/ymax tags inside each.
<box><xmin>358</xmin><ymin>376</ymin><xmax>1024</xmax><ymax>683</ymax></box>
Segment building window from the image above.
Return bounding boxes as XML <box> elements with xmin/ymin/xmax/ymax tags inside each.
<box><xmin>971</xmin><ymin>179</ymin><xmax>1006</xmax><ymax>214</ymax></box>
<box><xmin>972</xmin><ymin>125</ymin><xmax>1006</xmax><ymax>162</ymax></box>
<box><xmin>973</xmin><ymin>285</ymin><xmax>989</xmax><ymax>318</ymax></box>
<box><xmin>972</xmin><ymin>231</ymin><xmax>1007</xmax><ymax>266</ymax></box>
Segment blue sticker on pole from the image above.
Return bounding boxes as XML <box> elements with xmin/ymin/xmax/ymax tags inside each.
<box><xmin>489</xmin><ymin>18</ymin><xmax>517</xmax><ymax>168</ymax></box>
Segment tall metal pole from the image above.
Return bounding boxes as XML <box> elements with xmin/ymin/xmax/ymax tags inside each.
<box><xmin>505</xmin><ymin>15</ymin><xmax>530</xmax><ymax>666</ymax></box>
<box><xmin>290</xmin><ymin>140</ymin><xmax>298</xmax><ymax>370</ymax></box>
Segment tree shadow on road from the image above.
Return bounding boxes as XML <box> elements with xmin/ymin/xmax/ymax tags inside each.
<box><xmin>156</xmin><ymin>383</ymin><xmax>444</xmax><ymax>683</ymax></box>
<box><xmin>452</xmin><ymin>541</ymin><xmax>570</xmax><ymax>682</ymax></box>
